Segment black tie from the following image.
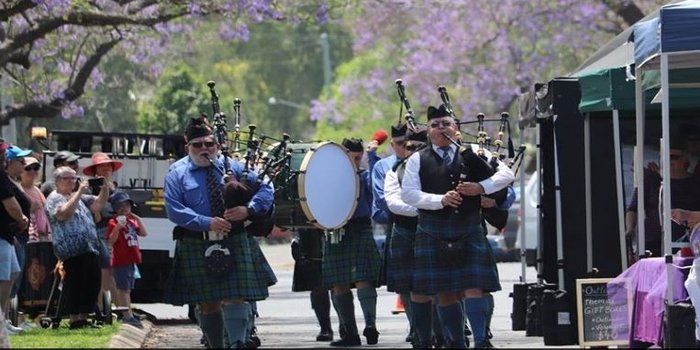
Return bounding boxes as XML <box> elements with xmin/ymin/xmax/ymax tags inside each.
<box><xmin>207</xmin><ymin>166</ymin><xmax>226</xmax><ymax>217</ymax></box>
<box><xmin>440</xmin><ymin>146</ymin><xmax>451</xmax><ymax>166</ymax></box>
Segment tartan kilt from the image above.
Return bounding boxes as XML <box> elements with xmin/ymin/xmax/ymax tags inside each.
<box><xmin>387</xmin><ymin>224</ymin><xmax>415</xmax><ymax>293</ymax></box>
<box><xmin>322</xmin><ymin>222</ymin><xmax>380</xmax><ymax>287</ymax></box>
<box><xmin>412</xmin><ymin>213</ymin><xmax>501</xmax><ymax>295</ymax></box>
<box><xmin>163</xmin><ymin>233</ymin><xmax>267</xmax><ymax>305</ymax></box>
<box><xmin>248</xmin><ymin>237</ymin><xmax>277</xmax><ymax>294</ymax></box>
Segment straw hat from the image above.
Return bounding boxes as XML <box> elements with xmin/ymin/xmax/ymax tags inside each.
<box><xmin>83</xmin><ymin>152</ymin><xmax>123</xmax><ymax>176</ymax></box>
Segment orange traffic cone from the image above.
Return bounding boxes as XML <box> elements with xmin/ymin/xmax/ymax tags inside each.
<box><xmin>391</xmin><ymin>295</ymin><xmax>405</xmax><ymax>315</ymax></box>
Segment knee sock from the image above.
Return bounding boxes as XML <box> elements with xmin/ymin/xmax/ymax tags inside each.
<box><xmin>464</xmin><ymin>297</ymin><xmax>488</xmax><ymax>345</ymax></box>
<box><xmin>246</xmin><ymin>301</ymin><xmax>257</xmax><ymax>340</ymax></box>
<box><xmin>485</xmin><ymin>293</ymin><xmax>494</xmax><ymax>331</ymax></box>
<box><xmin>222</xmin><ymin>303</ymin><xmax>252</xmax><ymax>347</ymax></box>
<box><xmin>438</xmin><ymin>302</ymin><xmax>466</xmax><ymax>349</ymax></box>
<box><xmin>411</xmin><ymin>301</ymin><xmax>433</xmax><ymax>346</ymax></box>
<box><xmin>400</xmin><ymin>293</ymin><xmax>413</xmax><ymax>331</ymax></box>
<box><xmin>330</xmin><ymin>291</ymin><xmax>345</xmax><ymax>332</ymax></box>
<box><xmin>311</xmin><ymin>290</ymin><xmax>332</xmax><ymax>332</ymax></box>
<box><xmin>332</xmin><ymin>291</ymin><xmax>358</xmax><ymax>336</ymax></box>
<box><xmin>356</xmin><ymin>287</ymin><xmax>377</xmax><ymax>328</ymax></box>
<box><xmin>432</xmin><ymin>302</ymin><xmax>447</xmax><ymax>343</ymax></box>
<box><xmin>198</xmin><ymin>309</ymin><xmax>225</xmax><ymax>349</ymax></box>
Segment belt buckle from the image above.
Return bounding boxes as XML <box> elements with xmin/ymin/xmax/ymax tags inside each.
<box><xmin>205</xmin><ymin>231</ymin><xmax>226</xmax><ymax>241</ymax></box>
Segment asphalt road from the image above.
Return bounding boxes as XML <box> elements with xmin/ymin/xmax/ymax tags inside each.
<box><xmin>137</xmin><ymin>242</ymin><xmax>575</xmax><ymax>348</ymax></box>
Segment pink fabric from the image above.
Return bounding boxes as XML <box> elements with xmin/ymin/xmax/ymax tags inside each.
<box><xmin>25</xmin><ymin>185</ymin><xmax>50</xmax><ymax>241</ymax></box>
<box><xmin>608</xmin><ymin>256</ymin><xmax>692</xmax><ymax>346</ymax></box>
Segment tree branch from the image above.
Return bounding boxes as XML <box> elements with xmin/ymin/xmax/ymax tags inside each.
<box><xmin>0</xmin><ymin>37</ymin><xmax>121</xmax><ymax>125</ymax></box>
<box><xmin>0</xmin><ymin>10</ymin><xmax>184</xmax><ymax>67</ymax></box>
<box><xmin>0</xmin><ymin>0</ymin><xmax>39</xmax><ymax>22</ymax></box>
<box><xmin>601</xmin><ymin>0</ymin><xmax>644</xmax><ymax>27</ymax></box>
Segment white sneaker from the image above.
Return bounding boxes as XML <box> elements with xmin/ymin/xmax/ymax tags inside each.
<box><xmin>6</xmin><ymin>320</ymin><xmax>24</xmax><ymax>333</ymax></box>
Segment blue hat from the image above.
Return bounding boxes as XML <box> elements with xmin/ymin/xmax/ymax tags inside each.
<box><xmin>5</xmin><ymin>146</ymin><xmax>32</xmax><ymax>160</ymax></box>
<box><xmin>109</xmin><ymin>191</ymin><xmax>134</xmax><ymax>208</ymax></box>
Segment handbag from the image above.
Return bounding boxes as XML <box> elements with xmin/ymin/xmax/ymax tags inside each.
<box><xmin>203</xmin><ymin>243</ymin><xmax>234</xmax><ymax>278</ymax></box>
<box><xmin>428</xmin><ymin>233</ymin><xmax>468</xmax><ymax>268</ymax></box>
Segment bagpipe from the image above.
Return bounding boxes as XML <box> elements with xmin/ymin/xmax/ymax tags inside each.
<box><xmin>205</xmin><ymin>81</ymin><xmax>294</xmax><ymax>237</ymax></box>
<box><xmin>205</xmin><ymin>82</ymin><xmax>362</xmax><ymax>235</ymax></box>
<box><xmin>394</xmin><ymin>79</ymin><xmax>527</xmax><ymax>229</ymax></box>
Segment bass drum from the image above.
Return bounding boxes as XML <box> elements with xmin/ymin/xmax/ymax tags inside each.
<box><xmin>273</xmin><ymin>141</ymin><xmax>359</xmax><ymax>230</ymax></box>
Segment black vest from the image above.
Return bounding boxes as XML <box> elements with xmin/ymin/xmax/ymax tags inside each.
<box><xmin>418</xmin><ymin>147</ymin><xmax>481</xmax><ymax>220</ymax></box>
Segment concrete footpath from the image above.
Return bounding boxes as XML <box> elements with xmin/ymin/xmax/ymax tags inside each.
<box><xmin>113</xmin><ymin>241</ymin><xmax>577</xmax><ymax>348</ymax></box>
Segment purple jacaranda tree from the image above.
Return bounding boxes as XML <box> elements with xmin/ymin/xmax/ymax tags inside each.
<box><xmin>0</xmin><ymin>0</ymin><xmax>334</xmax><ymax>125</ymax></box>
<box><xmin>310</xmin><ymin>0</ymin><xmax>664</xmax><ymax>141</ymax></box>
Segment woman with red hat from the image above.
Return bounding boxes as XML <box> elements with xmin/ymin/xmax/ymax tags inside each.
<box><xmin>83</xmin><ymin>152</ymin><xmax>123</xmax><ymax>322</ymax></box>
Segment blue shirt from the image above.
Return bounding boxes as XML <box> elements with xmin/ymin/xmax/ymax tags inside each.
<box><xmin>352</xmin><ymin>169</ymin><xmax>372</xmax><ymax>219</ymax></box>
<box><xmin>164</xmin><ymin>155</ymin><xmax>274</xmax><ymax>232</ymax></box>
<box><xmin>370</xmin><ymin>154</ymin><xmax>397</xmax><ymax>224</ymax></box>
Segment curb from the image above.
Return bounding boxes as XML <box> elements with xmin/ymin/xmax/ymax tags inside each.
<box><xmin>108</xmin><ymin>320</ymin><xmax>154</xmax><ymax>348</ymax></box>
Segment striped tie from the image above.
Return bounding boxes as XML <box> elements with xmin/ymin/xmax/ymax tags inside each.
<box><xmin>440</xmin><ymin>146</ymin><xmax>451</xmax><ymax>166</ymax></box>
<box><xmin>207</xmin><ymin>166</ymin><xmax>226</xmax><ymax>217</ymax></box>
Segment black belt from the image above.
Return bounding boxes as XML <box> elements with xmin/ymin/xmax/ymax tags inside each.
<box><xmin>419</xmin><ymin>210</ymin><xmax>482</xmax><ymax>225</ymax></box>
<box><xmin>172</xmin><ymin>226</ymin><xmax>241</xmax><ymax>241</ymax></box>
<box><xmin>393</xmin><ymin>215</ymin><xmax>418</xmax><ymax>230</ymax></box>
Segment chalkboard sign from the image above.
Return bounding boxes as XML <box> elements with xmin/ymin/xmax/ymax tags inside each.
<box><xmin>576</xmin><ymin>278</ymin><xmax>632</xmax><ymax>346</ymax></box>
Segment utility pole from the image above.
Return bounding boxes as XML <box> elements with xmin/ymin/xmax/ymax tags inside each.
<box><xmin>320</xmin><ymin>33</ymin><xmax>332</xmax><ymax>87</ymax></box>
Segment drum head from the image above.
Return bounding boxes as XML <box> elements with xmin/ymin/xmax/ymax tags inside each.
<box><xmin>298</xmin><ymin>142</ymin><xmax>359</xmax><ymax>230</ymax></box>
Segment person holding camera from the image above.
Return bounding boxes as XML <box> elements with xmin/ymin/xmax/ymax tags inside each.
<box><xmin>83</xmin><ymin>152</ymin><xmax>123</xmax><ymax>322</ymax></box>
<box><xmin>106</xmin><ymin>191</ymin><xmax>147</xmax><ymax>327</ymax></box>
<box><xmin>45</xmin><ymin>166</ymin><xmax>109</xmax><ymax>329</ymax></box>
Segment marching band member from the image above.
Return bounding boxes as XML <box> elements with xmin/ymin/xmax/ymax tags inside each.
<box><xmin>401</xmin><ymin>105</ymin><xmax>513</xmax><ymax>348</ymax></box>
<box><xmin>384</xmin><ymin>129</ymin><xmax>427</xmax><ymax>345</ymax></box>
<box><xmin>322</xmin><ymin>138</ymin><xmax>380</xmax><ymax>347</ymax></box>
<box><xmin>163</xmin><ymin>116</ymin><xmax>274</xmax><ymax>348</ymax></box>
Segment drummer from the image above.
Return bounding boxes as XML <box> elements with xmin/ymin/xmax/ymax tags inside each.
<box><xmin>322</xmin><ymin>138</ymin><xmax>381</xmax><ymax>347</ymax></box>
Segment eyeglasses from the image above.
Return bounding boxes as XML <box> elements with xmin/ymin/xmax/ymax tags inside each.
<box><xmin>189</xmin><ymin>141</ymin><xmax>217</xmax><ymax>149</ymax></box>
<box><xmin>429</xmin><ymin>120</ymin><xmax>453</xmax><ymax>128</ymax></box>
<box><xmin>24</xmin><ymin>164</ymin><xmax>40</xmax><ymax>172</ymax></box>
<box><xmin>59</xmin><ymin>176</ymin><xmax>77</xmax><ymax>181</ymax></box>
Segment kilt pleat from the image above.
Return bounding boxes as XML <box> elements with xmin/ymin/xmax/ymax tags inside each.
<box><xmin>412</xmin><ymin>214</ymin><xmax>501</xmax><ymax>295</ymax></box>
<box><xmin>322</xmin><ymin>223</ymin><xmax>380</xmax><ymax>287</ymax></box>
<box><xmin>387</xmin><ymin>224</ymin><xmax>415</xmax><ymax>293</ymax></box>
<box><xmin>248</xmin><ymin>237</ymin><xmax>277</xmax><ymax>296</ymax></box>
<box><xmin>163</xmin><ymin>233</ymin><xmax>266</xmax><ymax>305</ymax></box>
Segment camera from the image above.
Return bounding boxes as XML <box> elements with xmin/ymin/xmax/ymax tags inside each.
<box><xmin>88</xmin><ymin>177</ymin><xmax>104</xmax><ymax>187</ymax></box>
<box><xmin>88</xmin><ymin>177</ymin><xmax>104</xmax><ymax>195</ymax></box>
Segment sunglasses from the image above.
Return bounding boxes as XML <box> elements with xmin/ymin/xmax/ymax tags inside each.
<box><xmin>393</xmin><ymin>140</ymin><xmax>406</xmax><ymax>147</ymax></box>
<box><xmin>24</xmin><ymin>164</ymin><xmax>40</xmax><ymax>172</ymax></box>
<box><xmin>189</xmin><ymin>141</ymin><xmax>217</xmax><ymax>149</ymax></box>
<box><xmin>429</xmin><ymin>120</ymin><xmax>453</xmax><ymax>128</ymax></box>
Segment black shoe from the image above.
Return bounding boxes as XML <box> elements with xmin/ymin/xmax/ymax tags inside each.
<box><xmin>330</xmin><ymin>334</ymin><xmax>361</xmax><ymax>347</ymax></box>
<box><xmin>316</xmin><ymin>329</ymin><xmax>333</xmax><ymax>341</ymax></box>
<box><xmin>486</xmin><ymin>327</ymin><xmax>493</xmax><ymax>339</ymax></box>
<box><xmin>475</xmin><ymin>339</ymin><xmax>496</xmax><ymax>348</ymax></box>
<box><xmin>405</xmin><ymin>332</ymin><xmax>413</xmax><ymax>343</ymax></box>
<box><xmin>363</xmin><ymin>326</ymin><xmax>379</xmax><ymax>345</ymax></box>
